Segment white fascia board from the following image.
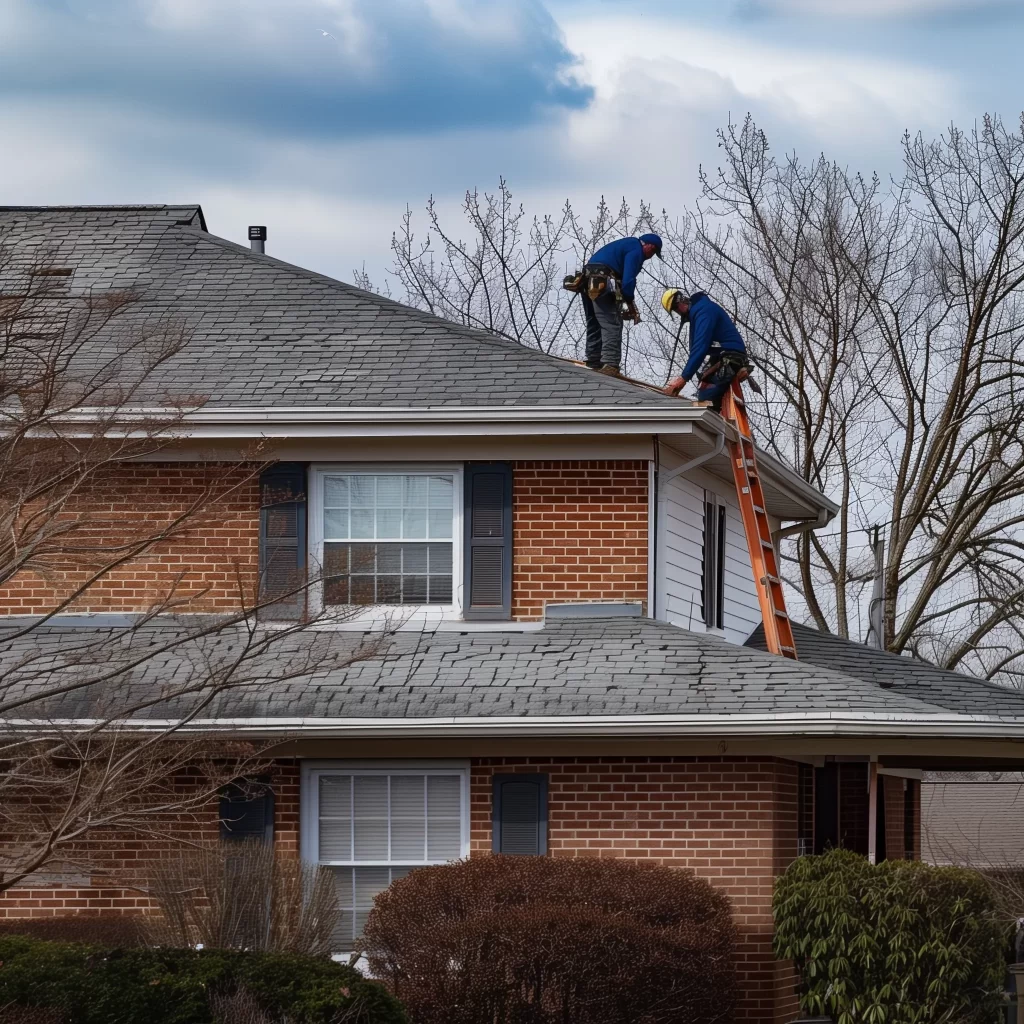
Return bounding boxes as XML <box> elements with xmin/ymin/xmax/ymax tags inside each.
<box><xmin>11</xmin><ymin>711</ymin><xmax>1024</xmax><ymax>740</ymax></box>
<box><xmin>51</xmin><ymin>404</ymin><xmax>705</xmax><ymax>433</ymax></box>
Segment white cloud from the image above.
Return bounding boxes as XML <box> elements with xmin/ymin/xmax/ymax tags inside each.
<box><xmin>752</xmin><ymin>0</ymin><xmax>1011</xmax><ymax>16</ymax></box>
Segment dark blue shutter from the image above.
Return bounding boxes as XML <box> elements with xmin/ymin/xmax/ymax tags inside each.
<box><xmin>492</xmin><ymin>774</ymin><xmax>547</xmax><ymax>855</ymax></box>
<box><xmin>219</xmin><ymin>780</ymin><xmax>274</xmax><ymax>843</ymax></box>
<box><xmin>259</xmin><ymin>463</ymin><xmax>307</xmax><ymax>620</ymax></box>
<box><xmin>463</xmin><ymin>463</ymin><xmax>512</xmax><ymax>620</ymax></box>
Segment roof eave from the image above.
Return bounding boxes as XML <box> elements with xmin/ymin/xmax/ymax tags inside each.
<box><xmin>10</xmin><ymin>711</ymin><xmax>1024</xmax><ymax>740</ymax></box>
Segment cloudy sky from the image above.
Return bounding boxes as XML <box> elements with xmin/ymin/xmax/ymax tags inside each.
<box><xmin>2</xmin><ymin>0</ymin><xmax>1022</xmax><ymax>284</ymax></box>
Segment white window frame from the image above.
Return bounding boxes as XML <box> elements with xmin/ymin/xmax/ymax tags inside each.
<box><xmin>308</xmin><ymin>463</ymin><xmax>464</xmax><ymax>624</ymax></box>
<box><xmin>300</xmin><ymin>761</ymin><xmax>471</xmax><ymax>949</ymax></box>
<box><xmin>702</xmin><ymin>490</ymin><xmax>727</xmax><ymax>633</ymax></box>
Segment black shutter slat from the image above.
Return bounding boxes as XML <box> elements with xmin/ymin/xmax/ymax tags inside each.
<box><xmin>259</xmin><ymin>463</ymin><xmax>307</xmax><ymax>620</ymax></box>
<box><xmin>464</xmin><ymin>463</ymin><xmax>512</xmax><ymax>620</ymax></box>
<box><xmin>220</xmin><ymin>781</ymin><xmax>274</xmax><ymax>843</ymax></box>
<box><xmin>493</xmin><ymin>774</ymin><xmax>547</xmax><ymax>856</ymax></box>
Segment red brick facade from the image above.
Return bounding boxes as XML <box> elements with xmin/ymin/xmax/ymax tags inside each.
<box><xmin>0</xmin><ymin>462</ymin><xmax>259</xmax><ymax>615</ymax></box>
<box><xmin>470</xmin><ymin>756</ymin><xmax>799</xmax><ymax>1022</ymax></box>
<box><xmin>511</xmin><ymin>460</ymin><xmax>649</xmax><ymax>620</ymax></box>
<box><xmin>1</xmin><ymin>755</ymin><xmax>926</xmax><ymax>1022</ymax></box>
<box><xmin>0</xmin><ymin>459</ymin><xmax>649</xmax><ymax>622</ymax></box>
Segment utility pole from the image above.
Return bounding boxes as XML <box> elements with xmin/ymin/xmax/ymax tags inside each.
<box><xmin>866</xmin><ymin>525</ymin><xmax>885</xmax><ymax>649</ymax></box>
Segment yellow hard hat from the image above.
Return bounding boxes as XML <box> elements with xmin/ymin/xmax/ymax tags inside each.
<box><xmin>661</xmin><ymin>288</ymin><xmax>683</xmax><ymax>315</ymax></box>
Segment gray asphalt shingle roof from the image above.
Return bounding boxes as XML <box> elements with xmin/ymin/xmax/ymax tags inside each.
<box><xmin>745</xmin><ymin>622</ymin><xmax>1024</xmax><ymax>717</ymax></box>
<box><xmin>4</xmin><ymin>615</ymin><xmax>1018</xmax><ymax>727</ymax></box>
<box><xmin>0</xmin><ymin>205</ymin><xmax>683</xmax><ymax>410</ymax></box>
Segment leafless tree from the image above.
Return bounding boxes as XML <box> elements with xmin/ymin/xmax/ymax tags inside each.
<box><xmin>361</xmin><ymin>179</ymin><xmax>661</xmax><ymax>367</ymax></box>
<box><xmin>373</xmin><ymin>114</ymin><xmax>1024</xmax><ymax>685</ymax></box>
<box><xmin>682</xmin><ymin>114</ymin><xmax>1024</xmax><ymax>684</ymax></box>
<box><xmin>0</xmin><ymin>241</ymin><xmax>387</xmax><ymax>892</ymax></box>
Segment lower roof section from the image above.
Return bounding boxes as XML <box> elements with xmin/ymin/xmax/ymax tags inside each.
<box><xmin>5</xmin><ymin>616</ymin><xmax>1024</xmax><ymax>743</ymax></box>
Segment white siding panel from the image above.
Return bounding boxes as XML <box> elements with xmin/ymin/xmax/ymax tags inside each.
<box><xmin>657</xmin><ymin>462</ymin><xmax>762</xmax><ymax>646</ymax></box>
<box><xmin>719</xmin><ymin>490</ymin><xmax>763</xmax><ymax>645</ymax></box>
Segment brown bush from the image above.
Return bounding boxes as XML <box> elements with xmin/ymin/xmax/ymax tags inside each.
<box><xmin>147</xmin><ymin>840</ymin><xmax>340</xmax><ymax>954</ymax></box>
<box><xmin>0</xmin><ymin>915</ymin><xmax>152</xmax><ymax>947</ymax></box>
<box><xmin>361</xmin><ymin>855</ymin><xmax>736</xmax><ymax>1024</ymax></box>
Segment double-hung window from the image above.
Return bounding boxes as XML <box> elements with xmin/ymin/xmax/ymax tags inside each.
<box><xmin>303</xmin><ymin>765</ymin><xmax>469</xmax><ymax>947</ymax></box>
<box><xmin>702</xmin><ymin>491</ymin><xmax>727</xmax><ymax>630</ymax></box>
<box><xmin>312</xmin><ymin>466</ymin><xmax>461</xmax><ymax>615</ymax></box>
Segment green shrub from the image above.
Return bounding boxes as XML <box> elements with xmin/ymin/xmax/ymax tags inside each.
<box><xmin>362</xmin><ymin>855</ymin><xmax>736</xmax><ymax>1024</ymax></box>
<box><xmin>774</xmin><ymin>849</ymin><xmax>1007</xmax><ymax>1024</ymax></box>
<box><xmin>0</xmin><ymin>935</ymin><xmax>407</xmax><ymax>1024</ymax></box>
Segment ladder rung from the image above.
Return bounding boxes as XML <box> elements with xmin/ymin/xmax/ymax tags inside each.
<box><xmin>760</xmin><ymin>575</ymin><xmax>781</xmax><ymax>585</ymax></box>
<box><xmin>774</xmin><ymin>609</ymin><xmax>789</xmax><ymax>619</ymax></box>
<box><xmin>779</xmin><ymin>645</ymin><xmax>797</xmax><ymax>654</ymax></box>
<box><xmin>753</xmin><ymin>504</ymin><xmax>765</xmax><ymax>514</ymax></box>
<box><xmin>760</xmin><ymin>538</ymin><xmax>774</xmax><ymax>548</ymax></box>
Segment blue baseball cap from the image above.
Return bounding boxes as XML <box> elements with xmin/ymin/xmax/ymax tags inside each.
<box><xmin>639</xmin><ymin>232</ymin><xmax>663</xmax><ymax>259</ymax></box>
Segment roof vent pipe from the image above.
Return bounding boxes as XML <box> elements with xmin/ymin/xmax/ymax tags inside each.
<box><xmin>248</xmin><ymin>225</ymin><xmax>267</xmax><ymax>254</ymax></box>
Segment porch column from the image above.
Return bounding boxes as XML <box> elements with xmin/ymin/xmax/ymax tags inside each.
<box><xmin>867</xmin><ymin>758</ymin><xmax>879</xmax><ymax>864</ymax></box>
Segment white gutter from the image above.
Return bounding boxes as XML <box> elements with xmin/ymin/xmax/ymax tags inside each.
<box><xmin>9</xmin><ymin>710</ymin><xmax>1024</xmax><ymax>739</ymax></box>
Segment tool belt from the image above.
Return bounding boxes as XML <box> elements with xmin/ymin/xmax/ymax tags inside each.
<box><xmin>699</xmin><ymin>349</ymin><xmax>753</xmax><ymax>385</ymax></box>
<box><xmin>582</xmin><ymin>263</ymin><xmax>621</xmax><ymax>302</ymax></box>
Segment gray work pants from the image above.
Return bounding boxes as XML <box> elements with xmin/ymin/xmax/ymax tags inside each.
<box><xmin>582</xmin><ymin>291</ymin><xmax>623</xmax><ymax>369</ymax></box>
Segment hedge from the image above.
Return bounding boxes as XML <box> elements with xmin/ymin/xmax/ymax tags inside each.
<box><xmin>774</xmin><ymin>848</ymin><xmax>1007</xmax><ymax>1024</ymax></box>
<box><xmin>362</xmin><ymin>855</ymin><xmax>737</xmax><ymax>1024</ymax></box>
<box><xmin>0</xmin><ymin>935</ymin><xmax>407</xmax><ymax>1024</ymax></box>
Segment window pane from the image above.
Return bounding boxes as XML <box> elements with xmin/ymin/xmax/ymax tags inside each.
<box><xmin>353</xmin><ymin>776</ymin><xmax>389</xmax><ymax>860</ymax></box>
<box><xmin>403</xmin><ymin>477</ymin><xmax>428</xmax><ymax>506</ymax></box>
<box><xmin>375</xmin><ymin>508</ymin><xmax>402</xmax><ymax>538</ymax></box>
<box><xmin>330</xmin><ymin>866</ymin><xmax>354</xmax><ymax>946</ymax></box>
<box><xmin>403</xmin><ymin>544</ymin><xmax>429</xmax><ymax>573</ymax></box>
<box><xmin>376</xmin><ymin>576</ymin><xmax>402</xmax><ymax>604</ymax></box>
<box><xmin>350</xmin><ymin>477</ymin><xmax>375</xmax><ymax>507</ymax></box>
<box><xmin>350</xmin><ymin>508</ymin><xmax>374</xmax><ymax>539</ymax></box>
<box><xmin>376</xmin><ymin>476</ymin><xmax>403</xmax><ymax>505</ymax></box>
<box><xmin>321</xmin><ymin>543</ymin><xmax>453</xmax><ymax>607</ymax></box>
<box><xmin>403</xmin><ymin>575</ymin><xmax>427</xmax><ymax>604</ymax></box>
<box><xmin>324</xmin><ymin>477</ymin><xmax>349</xmax><ymax>507</ymax></box>
<box><xmin>429</xmin><ymin>476</ymin><xmax>453</xmax><ymax>508</ymax></box>
<box><xmin>427</xmin><ymin>776</ymin><xmax>462</xmax><ymax>860</ymax></box>
<box><xmin>428</xmin><ymin>509</ymin><xmax>452</xmax><ymax>539</ymax></box>
<box><xmin>429</xmin><ymin>544</ymin><xmax>453</xmax><ymax>573</ymax></box>
<box><xmin>402</xmin><ymin>508</ymin><xmax>427</xmax><ymax>538</ymax></box>
<box><xmin>323</xmin><ymin>509</ymin><xmax>348</xmax><ymax>539</ymax></box>
<box><xmin>427</xmin><ymin>576</ymin><xmax>452</xmax><ymax>604</ymax></box>
<box><xmin>319</xmin><ymin>776</ymin><xmax>352</xmax><ymax>861</ymax></box>
<box><xmin>390</xmin><ymin>776</ymin><xmax>426</xmax><ymax>860</ymax></box>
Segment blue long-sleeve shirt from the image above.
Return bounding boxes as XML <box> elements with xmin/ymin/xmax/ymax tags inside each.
<box><xmin>681</xmin><ymin>292</ymin><xmax>746</xmax><ymax>381</ymax></box>
<box><xmin>587</xmin><ymin>237</ymin><xmax>646</xmax><ymax>301</ymax></box>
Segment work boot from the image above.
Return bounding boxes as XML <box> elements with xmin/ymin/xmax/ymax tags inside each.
<box><xmin>598</xmin><ymin>365</ymin><xmax>621</xmax><ymax>378</ymax></box>
<box><xmin>586</xmin><ymin>362</ymin><xmax>602</xmax><ymax>371</ymax></box>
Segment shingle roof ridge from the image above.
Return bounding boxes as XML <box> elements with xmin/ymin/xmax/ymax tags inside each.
<box><xmin>177</xmin><ymin>225</ymin><xmax>684</xmax><ymax>408</ymax></box>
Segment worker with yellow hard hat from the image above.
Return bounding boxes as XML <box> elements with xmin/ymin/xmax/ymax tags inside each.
<box><xmin>661</xmin><ymin>288</ymin><xmax>751</xmax><ymax>410</ymax></box>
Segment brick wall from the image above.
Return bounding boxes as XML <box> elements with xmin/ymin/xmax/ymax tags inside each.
<box><xmin>511</xmin><ymin>461</ymin><xmax>648</xmax><ymax>620</ymax></box>
<box><xmin>0</xmin><ymin>462</ymin><xmax>259</xmax><ymax>615</ymax></box>
<box><xmin>471</xmin><ymin>756</ymin><xmax>797</xmax><ymax>1024</ymax></box>
<box><xmin>0</xmin><ymin>760</ymin><xmax>298</xmax><ymax>920</ymax></box>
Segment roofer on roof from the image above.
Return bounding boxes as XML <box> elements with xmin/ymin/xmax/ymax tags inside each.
<box><xmin>661</xmin><ymin>289</ymin><xmax>751</xmax><ymax>411</ymax></box>
<box><xmin>579</xmin><ymin>233</ymin><xmax>662</xmax><ymax>378</ymax></box>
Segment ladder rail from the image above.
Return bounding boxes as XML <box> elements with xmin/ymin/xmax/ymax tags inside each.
<box><xmin>720</xmin><ymin>380</ymin><xmax>798</xmax><ymax>660</ymax></box>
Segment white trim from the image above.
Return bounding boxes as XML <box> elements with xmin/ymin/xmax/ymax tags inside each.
<box><xmin>878</xmin><ymin>767</ymin><xmax>925</xmax><ymax>780</ymax></box>
<box><xmin>308</xmin><ymin>463</ymin><xmax>463</xmax><ymax>623</ymax></box>
<box><xmin>21</xmin><ymin>710</ymin><xmax>1024</xmax><ymax>739</ymax></box>
<box><xmin>647</xmin><ymin>459</ymin><xmax>655</xmax><ymax>616</ymax></box>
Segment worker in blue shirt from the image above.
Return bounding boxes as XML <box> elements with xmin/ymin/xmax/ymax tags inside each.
<box><xmin>660</xmin><ymin>289</ymin><xmax>751</xmax><ymax>410</ymax></box>
<box><xmin>581</xmin><ymin>233</ymin><xmax>662</xmax><ymax>377</ymax></box>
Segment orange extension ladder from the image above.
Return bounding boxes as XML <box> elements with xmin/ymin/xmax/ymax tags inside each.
<box><xmin>719</xmin><ymin>379</ymin><xmax>798</xmax><ymax>660</ymax></box>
